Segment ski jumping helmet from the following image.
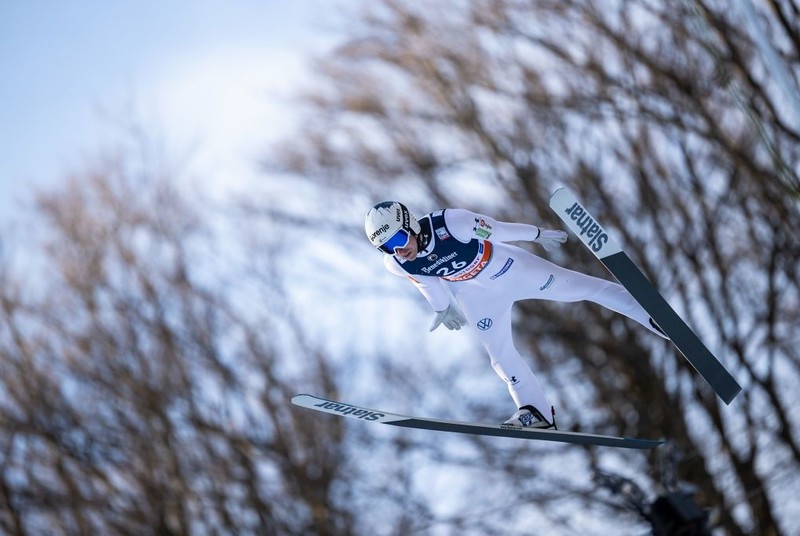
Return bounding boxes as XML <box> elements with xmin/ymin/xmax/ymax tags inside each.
<box><xmin>365</xmin><ymin>201</ymin><xmax>421</xmax><ymax>254</ymax></box>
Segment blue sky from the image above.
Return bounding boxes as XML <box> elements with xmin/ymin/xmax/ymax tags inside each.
<box><xmin>0</xmin><ymin>1</ymin><xmax>341</xmax><ymax>218</ymax></box>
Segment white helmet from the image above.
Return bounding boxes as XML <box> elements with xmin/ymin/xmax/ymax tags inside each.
<box><xmin>365</xmin><ymin>201</ymin><xmax>421</xmax><ymax>253</ymax></box>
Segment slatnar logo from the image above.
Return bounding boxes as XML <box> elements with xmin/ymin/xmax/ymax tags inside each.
<box><xmin>563</xmin><ymin>201</ymin><xmax>609</xmax><ymax>253</ymax></box>
<box><xmin>314</xmin><ymin>401</ymin><xmax>384</xmax><ymax>421</ymax></box>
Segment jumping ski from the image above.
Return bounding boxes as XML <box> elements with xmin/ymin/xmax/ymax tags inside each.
<box><xmin>549</xmin><ymin>187</ymin><xmax>742</xmax><ymax>404</ymax></box>
<box><xmin>292</xmin><ymin>394</ymin><xmax>665</xmax><ymax>449</ymax></box>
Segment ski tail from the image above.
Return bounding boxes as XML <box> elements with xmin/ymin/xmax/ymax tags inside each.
<box><xmin>549</xmin><ymin>187</ymin><xmax>741</xmax><ymax>404</ymax></box>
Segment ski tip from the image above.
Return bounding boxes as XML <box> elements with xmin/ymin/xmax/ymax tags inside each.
<box><xmin>291</xmin><ymin>393</ymin><xmax>318</xmax><ymax>406</ymax></box>
<box><xmin>548</xmin><ymin>186</ymin><xmax>570</xmax><ymax>204</ymax></box>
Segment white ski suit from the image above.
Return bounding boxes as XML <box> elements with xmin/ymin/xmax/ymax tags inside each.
<box><xmin>383</xmin><ymin>208</ymin><xmax>664</xmax><ymax>422</ymax></box>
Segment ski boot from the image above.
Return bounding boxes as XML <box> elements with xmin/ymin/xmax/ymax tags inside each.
<box><xmin>503</xmin><ymin>405</ymin><xmax>555</xmax><ymax>429</ymax></box>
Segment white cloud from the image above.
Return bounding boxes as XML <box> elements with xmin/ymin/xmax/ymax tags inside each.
<box><xmin>144</xmin><ymin>44</ymin><xmax>313</xmax><ymax>195</ymax></box>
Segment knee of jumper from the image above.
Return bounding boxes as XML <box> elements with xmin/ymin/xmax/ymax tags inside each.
<box><xmin>487</xmin><ymin>338</ymin><xmax>522</xmax><ymax>370</ymax></box>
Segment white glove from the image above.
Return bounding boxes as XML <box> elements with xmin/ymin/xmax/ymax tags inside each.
<box><xmin>429</xmin><ymin>303</ymin><xmax>467</xmax><ymax>332</ymax></box>
<box><xmin>534</xmin><ymin>229</ymin><xmax>568</xmax><ymax>252</ymax></box>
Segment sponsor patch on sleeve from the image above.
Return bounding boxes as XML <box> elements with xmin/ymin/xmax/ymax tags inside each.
<box><xmin>473</xmin><ymin>218</ymin><xmax>493</xmax><ymax>239</ymax></box>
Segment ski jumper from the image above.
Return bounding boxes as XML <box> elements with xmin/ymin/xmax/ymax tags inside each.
<box><xmin>383</xmin><ymin>208</ymin><xmax>663</xmax><ymax>421</ymax></box>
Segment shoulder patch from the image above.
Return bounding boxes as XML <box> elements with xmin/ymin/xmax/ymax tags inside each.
<box><xmin>473</xmin><ymin>217</ymin><xmax>493</xmax><ymax>239</ymax></box>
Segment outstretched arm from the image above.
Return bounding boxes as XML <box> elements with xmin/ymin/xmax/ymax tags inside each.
<box><xmin>444</xmin><ymin>208</ymin><xmax>568</xmax><ymax>251</ymax></box>
<box><xmin>383</xmin><ymin>255</ymin><xmax>450</xmax><ymax>311</ymax></box>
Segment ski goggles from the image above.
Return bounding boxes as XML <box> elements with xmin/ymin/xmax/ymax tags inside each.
<box><xmin>377</xmin><ymin>228</ymin><xmax>411</xmax><ymax>254</ymax></box>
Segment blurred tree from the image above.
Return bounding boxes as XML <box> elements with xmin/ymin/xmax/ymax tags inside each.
<box><xmin>1</xmin><ymin>0</ymin><xmax>797</xmax><ymax>534</ymax></box>
<box><xmin>0</xmin><ymin>142</ymin><xmax>446</xmax><ymax>534</ymax></box>
<box><xmin>267</xmin><ymin>0</ymin><xmax>800</xmax><ymax>534</ymax></box>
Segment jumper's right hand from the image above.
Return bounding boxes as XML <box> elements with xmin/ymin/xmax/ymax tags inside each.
<box><xmin>429</xmin><ymin>303</ymin><xmax>467</xmax><ymax>332</ymax></box>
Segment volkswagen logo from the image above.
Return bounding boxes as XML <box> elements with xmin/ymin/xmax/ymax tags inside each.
<box><xmin>477</xmin><ymin>318</ymin><xmax>493</xmax><ymax>331</ymax></box>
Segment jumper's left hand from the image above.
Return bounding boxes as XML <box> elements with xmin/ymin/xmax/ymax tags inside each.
<box><xmin>534</xmin><ymin>230</ymin><xmax>568</xmax><ymax>252</ymax></box>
